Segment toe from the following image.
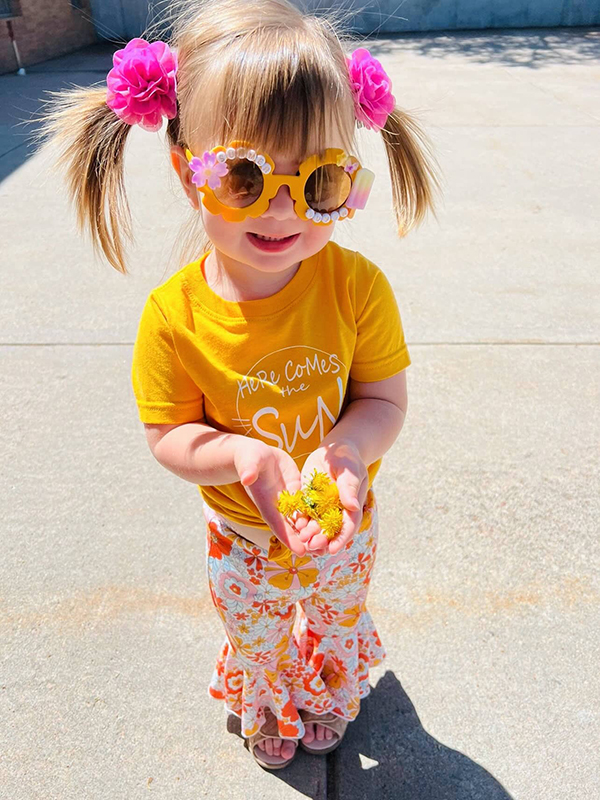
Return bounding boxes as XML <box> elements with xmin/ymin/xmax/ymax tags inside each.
<box><xmin>302</xmin><ymin>722</ymin><xmax>315</xmax><ymax>743</ymax></box>
<box><xmin>282</xmin><ymin>740</ymin><xmax>296</xmax><ymax>759</ymax></box>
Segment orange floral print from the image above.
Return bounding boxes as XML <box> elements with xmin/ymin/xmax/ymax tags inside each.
<box><xmin>204</xmin><ymin>493</ymin><xmax>386</xmax><ymax>741</ymax></box>
<box><xmin>207</xmin><ymin>520</ymin><xmax>233</xmax><ymax>560</ymax></box>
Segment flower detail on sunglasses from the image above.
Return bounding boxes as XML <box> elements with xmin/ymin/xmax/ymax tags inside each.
<box><xmin>347</xmin><ymin>48</ymin><xmax>395</xmax><ymax>132</ymax></box>
<box><xmin>189</xmin><ymin>151</ymin><xmax>229</xmax><ymax>189</ymax></box>
<box><xmin>336</xmin><ymin>153</ymin><xmax>360</xmax><ymax>174</ymax></box>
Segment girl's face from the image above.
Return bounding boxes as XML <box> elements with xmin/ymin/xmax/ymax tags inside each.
<box><xmin>171</xmin><ymin>131</ymin><xmax>349</xmax><ymax>273</ymax></box>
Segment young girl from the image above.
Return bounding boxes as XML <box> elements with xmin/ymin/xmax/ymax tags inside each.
<box><xmin>39</xmin><ymin>0</ymin><xmax>441</xmax><ymax>770</ymax></box>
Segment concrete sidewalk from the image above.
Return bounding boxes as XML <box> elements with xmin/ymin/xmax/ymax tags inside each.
<box><xmin>1</xmin><ymin>28</ymin><xmax>599</xmax><ymax>799</ymax></box>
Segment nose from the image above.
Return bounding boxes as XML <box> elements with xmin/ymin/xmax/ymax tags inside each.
<box><xmin>263</xmin><ymin>182</ymin><xmax>296</xmax><ymax>220</ymax></box>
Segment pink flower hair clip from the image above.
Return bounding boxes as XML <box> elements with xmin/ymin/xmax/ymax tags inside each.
<box><xmin>106</xmin><ymin>38</ymin><xmax>178</xmax><ymax>132</ymax></box>
<box><xmin>347</xmin><ymin>48</ymin><xmax>395</xmax><ymax>132</ymax></box>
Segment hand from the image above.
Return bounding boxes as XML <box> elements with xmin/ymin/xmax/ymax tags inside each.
<box><xmin>295</xmin><ymin>439</ymin><xmax>369</xmax><ymax>557</ymax></box>
<box><xmin>233</xmin><ymin>439</ymin><xmax>307</xmax><ymax>556</ymax></box>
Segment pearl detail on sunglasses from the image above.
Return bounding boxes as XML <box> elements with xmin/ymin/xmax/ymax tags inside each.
<box><xmin>217</xmin><ymin>147</ymin><xmax>272</xmax><ymax>173</ymax></box>
<box><xmin>186</xmin><ymin>142</ymin><xmax>370</xmax><ymax>223</ymax></box>
<box><xmin>305</xmin><ymin>206</ymin><xmax>347</xmax><ymax>223</ymax></box>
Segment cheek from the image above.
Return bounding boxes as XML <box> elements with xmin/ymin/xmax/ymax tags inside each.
<box><xmin>200</xmin><ymin>205</ymin><xmax>336</xmax><ymax>254</ymax></box>
<box><xmin>200</xmin><ymin>207</ymin><xmax>243</xmax><ymax>243</ymax></box>
<box><xmin>302</xmin><ymin>220</ymin><xmax>336</xmax><ymax>250</ymax></box>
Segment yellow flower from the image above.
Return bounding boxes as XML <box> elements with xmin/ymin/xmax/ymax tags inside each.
<box><xmin>277</xmin><ymin>489</ymin><xmax>303</xmax><ymax>517</ymax></box>
<box><xmin>275</xmin><ymin>470</ymin><xmax>345</xmax><ymax>541</ymax></box>
<box><xmin>320</xmin><ymin>507</ymin><xmax>343</xmax><ymax>540</ymax></box>
<box><xmin>300</xmin><ymin>490</ymin><xmax>321</xmax><ymax>520</ymax></box>
<box><xmin>315</xmin><ymin>482</ymin><xmax>340</xmax><ymax>515</ymax></box>
<box><xmin>307</xmin><ymin>469</ymin><xmax>331</xmax><ymax>492</ymax></box>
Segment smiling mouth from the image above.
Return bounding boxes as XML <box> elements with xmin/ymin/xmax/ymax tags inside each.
<box><xmin>251</xmin><ymin>233</ymin><xmax>297</xmax><ymax>241</ymax></box>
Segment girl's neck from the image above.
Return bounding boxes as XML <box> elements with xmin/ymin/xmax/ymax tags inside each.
<box><xmin>203</xmin><ymin>248</ymin><xmax>301</xmax><ymax>302</ymax></box>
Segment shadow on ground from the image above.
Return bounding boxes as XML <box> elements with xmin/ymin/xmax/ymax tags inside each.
<box><xmin>226</xmin><ymin>670</ymin><xmax>514</xmax><ymax>799</ymax></box>
<box><xmin>365</xmin><ymin>26</ymin><xmax>600</xmax><ymax>68</ymax></box>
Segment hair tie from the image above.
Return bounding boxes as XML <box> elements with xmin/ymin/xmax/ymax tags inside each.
<box><xmin>106</xmin><ymin>38</ymin><xmax>178</xmax><ymax>132</ymax></box>
<box><xmin>347</xmin><ymin>48</ymin><xmax>395</xmax><ymax>132</ymax></box>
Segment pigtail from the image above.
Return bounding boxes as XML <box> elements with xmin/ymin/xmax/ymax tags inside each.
<box><xmin>34</xmin><ymin>85</ymin><xmax>134</xmax><ymax>274</ymax></box>
<box><xmin>380</xmin><ymin>106</ymin><xmax>444</xmax><ymax>237</ymax></box>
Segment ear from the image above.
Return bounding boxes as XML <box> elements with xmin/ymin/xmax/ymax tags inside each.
<box><xmin>170</xmin><ymin>145</ymin><xmax>200</xmax><ymax>210</ymax></box>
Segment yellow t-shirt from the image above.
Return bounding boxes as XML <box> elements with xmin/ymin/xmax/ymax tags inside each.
<box><xmin>131</xmin><ymin>240</ymin><xmax>411</xmax><ymax>529</ymax></box>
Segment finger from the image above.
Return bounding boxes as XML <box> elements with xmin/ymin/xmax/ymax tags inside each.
<box><xmin>336</xmin><ymin>470</ymin><xmax>362</xmax><ymax>513</ymax></box>
<box><xmin>298</xmin><ymin>519</ymin><xmax>321</xmax><ymax>543</ymax></box>
<box><xmin>328</xmin><ymin>507</ymin><xmax>362</xmax><ymax>555</ymax></box>
<box><xmin>306</xmin><ymin>536</ymin><xmax>328</xmax><ymax>556</ymax></box>
<box><xmin>259</xmin><ymin>506</ymin><xmax>307</xmax><ymax>556</ymax></box>
<box><xmin>293</xmin><ymin>515</ymin><xmax>309</xmax><ymax>531</ymax></box>
<box><xmin>307</xmin><ymin>532</ymin><xmax>329</xmax><ymax>551</ymax></box>
<box><xmin>238</xmin><ymin>465</ymin><xmax>259</xmax><ymax>487</ymax></box>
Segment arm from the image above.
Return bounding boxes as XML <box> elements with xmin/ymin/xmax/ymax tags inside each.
<box><xmin>143</xmin><ymin>419</ymin><xmax>308</xmax><ymax>555</ymax></box>
<box><xmin>146</xmin><ymin>420</ymin><xmax>243</xmax><ymax>486</ymax></box>
<box><xmin>297</xmin><ymin>369</ymin><xmax>408</xmax><ymax>554</ymax></box>
<box><xmin>318</xmin><ymin>369</ymin><xmax>408</xmax><ymax>465</ymax></box>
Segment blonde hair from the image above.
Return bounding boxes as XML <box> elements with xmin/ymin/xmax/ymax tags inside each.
<box><xmin>35</xmin><ymin>0</ymin><xmax>442</xmax><ymax>275</ymax></box>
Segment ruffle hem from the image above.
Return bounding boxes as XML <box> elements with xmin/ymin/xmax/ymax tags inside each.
<box><xmin>208</xmin><ymin>598</ymin><xmax>386</xmax><ymax>739</ymax></box>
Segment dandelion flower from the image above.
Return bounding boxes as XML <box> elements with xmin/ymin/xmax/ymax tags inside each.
<box><xmin>276</xmin><ymin>490</ymin><xmax>303</xmax><ymax>517</ymax></box>
<box><xmin>276</xmin><ymin>470</ymin><xmax>345</xmax><ymax>541</ymax></box>
<box><xmin>307</xmin><ymin>469</ymin><xmax>331</xmax><ymax>492</ymax></box>
<box><xmin>320</xmin><ymin>507</ymin><xmax>344</xmax><ymax>540</ymax></box>
<box><xmin>315</xmin><ymin>482</ymin><xmax>340</xmax><ymax>515</ymax></box>
<box><xmin>300</xmin><ymin>491</ymin><xmax>321</xmax><ymax>520</ymax></box>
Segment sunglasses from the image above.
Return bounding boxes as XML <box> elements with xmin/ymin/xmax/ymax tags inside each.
<box><xmin>184</xmin><ymin>140</ymin><xmax>375</xmax><ymax>224</ymax></box>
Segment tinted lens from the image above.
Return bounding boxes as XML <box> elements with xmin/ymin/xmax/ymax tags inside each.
<box><xmin>212</xmin><ymin>158</ymin><xmax>264</xmax><ymax>208</ymax></box>
<box><xmin>304</xmin><ymin>164</ymin><xmax>352</xmax><ymax>213</ymax></box>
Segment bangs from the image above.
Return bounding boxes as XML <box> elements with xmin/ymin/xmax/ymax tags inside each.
<box><xmin>186</xmin><ymin>27</ymin><xmax>356</xmax><ymax>162</ymax></box>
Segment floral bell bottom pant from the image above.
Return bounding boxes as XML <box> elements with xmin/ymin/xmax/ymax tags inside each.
<box><xmin>203</xmin><ymin>488</ymin><xmax>386</xmax><ymax>740</ymax></box>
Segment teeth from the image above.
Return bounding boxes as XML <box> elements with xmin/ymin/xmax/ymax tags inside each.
<box><xmin>254</xmin><ymin>233</ymin><xmax>290</xmax><ymax>241</ymax></box>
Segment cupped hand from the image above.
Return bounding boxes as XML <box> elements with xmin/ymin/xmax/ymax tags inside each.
<box><xmin>295</xmin><ymin>439</ymin><xmax>369</xmax><ymax>557</ymax></box>
<box><xmin>233</xmin><ymin>438</ymin><xmax>307</xmax><ymax>556</ymax></box>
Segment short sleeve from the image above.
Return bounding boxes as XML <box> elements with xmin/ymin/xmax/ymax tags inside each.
<box><xmin>350</xmin><ymin>269</ymin><xmax>411</xmax><ymax>382</ymax></box>
<box><xmin>131</xmin><ymin>293</ymin><xmax>205</xmax><ymax>424</ymax></box>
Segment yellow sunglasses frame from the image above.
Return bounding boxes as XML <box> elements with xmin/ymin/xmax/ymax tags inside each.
<box><xmin>184</xmin><ymin>139</ymin><xmax>374</xmax><ymax>225</ymax></box>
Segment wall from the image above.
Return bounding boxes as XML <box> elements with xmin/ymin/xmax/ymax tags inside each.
<box><xmin>88</xmin><ymin>0</ymin><xmax>147</xmax><ymax>41</ymax></box>
<box><xmin>0</xmin><ymin>0</ymin><xmax>97</xmax><ymax>74</ymax></box>
<box><xmin>88</xmin><ymin>0</ymin><xmax>600</xmax><ymax>40</ymax></box>
<box><xmin>299</xmin><ymin>0</ymin><xmax>600</xmax><ymax>32</ymax></box>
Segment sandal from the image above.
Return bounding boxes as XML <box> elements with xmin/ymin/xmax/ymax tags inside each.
<box><xmin>244</xmin><ymin>708</ymin><xmax>298</xmax><ymax>770</ymax></box>
<box><xmin>299</xmin><ymin>709</ymin><xmax>348</xmax><ymax>755</ymax></box>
